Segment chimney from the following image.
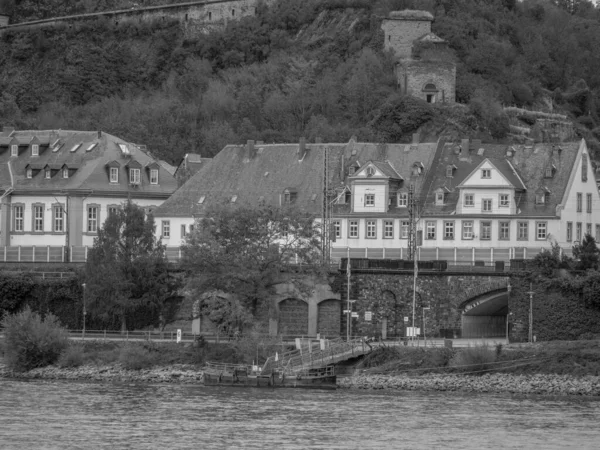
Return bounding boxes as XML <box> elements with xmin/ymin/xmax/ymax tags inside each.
<box><xmin>461</xmin><ymin>138</ymin><xmax>469</xmax><ymax>154</ymax></box>
<box><xmin>298</xmin><ymin>137</ymin><xmax>306</xmax><ymax>155</ymax></box>
<box><xmin>98</xmin><ymin>130</ymin><xmax>102</xmax><ymax>139</ymax></box>
<box><xmin>246</xmin><ymin>139</ymin><xmax>256</xmax><ymax>159</ymax></box>
<box><xmin>3</xmin><ymin>126</ymin><xmax>15</xmax><ymax>136</ymax></box>
<box><xmin>412</xmin><ymin>133</ymin><xmax>420</xmax><ymax>144</ymax></box>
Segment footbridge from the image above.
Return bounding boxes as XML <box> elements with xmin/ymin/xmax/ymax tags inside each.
<box><xmin>261</xmin><ymin>338</ymin><xmax>371</xmax><ymax>375</ymax></box>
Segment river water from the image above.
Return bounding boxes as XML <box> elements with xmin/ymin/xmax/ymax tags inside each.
<box><xmin>1</xmin><ymin>379</ymin><xmax>599</xmax><ymax>450</ymax></box>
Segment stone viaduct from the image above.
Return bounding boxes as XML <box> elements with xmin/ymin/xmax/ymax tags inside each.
<box><xmin>192</xmin><ymin>268</ymin><xmax>534</xmax><ymax>343</ymax></box>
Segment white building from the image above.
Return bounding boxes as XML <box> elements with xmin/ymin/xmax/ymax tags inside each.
<box><xmin>0</xmin><ymin>128</ymin><xmax>177</xmax><ymax>262</ymax></box>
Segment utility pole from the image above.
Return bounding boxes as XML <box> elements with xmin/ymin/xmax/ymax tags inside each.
<box><xmin>408</xmin><ymin>184</ymin><xmax>418</xmax><ymax>343</ymax></box>
<box><xmin>321</xmin><ymin>145</ymin><xmax>330</xmax><ymax>265</ymax></box>
<box><xmin>506</xmin><ymin>278</ymin><xmax>511</xmax><ymax>344</ymax></box>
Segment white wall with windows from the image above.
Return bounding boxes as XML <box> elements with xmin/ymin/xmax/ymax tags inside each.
<box><xmin>559</xmin><ymin>145</ymin><xmax>600</xmax><ymax>247</ymax></box>
<box><xmin>352</xmin><ymin>183</ymin><xmax>388</xmax><ymax>213</ymax></box>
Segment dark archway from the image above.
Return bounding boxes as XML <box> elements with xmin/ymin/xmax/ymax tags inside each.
<box><xmin>278</xmin><ymin>298</ymin><xmax>308</xmax><ymax>336</ymax></box>
<box><xmin>317</xmin><ymin>299</ymin><xmax>341</xmax><ymax>338</ymax></box>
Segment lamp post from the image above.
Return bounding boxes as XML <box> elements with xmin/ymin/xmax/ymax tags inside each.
<box><xmin>82</xmin><ymin>283</ymin><xmax>86</xmax><ymax>340</ymax></box>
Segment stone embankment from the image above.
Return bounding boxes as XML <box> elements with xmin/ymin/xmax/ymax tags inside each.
<box><xmin>0</xmin><ymin>363</ymin><xmax>203</xmax><ymax>384</ymax></box>
<box><xmin>2</xmin><ymin>363</ymin><xmax>599</xmax><ymax>396</ymax></box>
<box><xmin>338</xmin><ymin>373</ymin><xmax>600</xmax><ymax>396</ymax></box>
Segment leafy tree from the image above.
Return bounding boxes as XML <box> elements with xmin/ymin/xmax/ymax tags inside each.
<box><xmin>572</xmin><ymin>234</ymin><xmax>600</xmax><ymax>270</ymax></box>
<box><xmin>181</xmin><ymin>204</ymin><xmax>324</xmax><ymax>320</ymax></box>
<box><xmin>531</xmin><ymin>242</ymin><xmax>573</xmax><ymax>277</ymax></box>
<box><xmin>84</xmin><ymin>200</ymin><xmax>179</xmax><ymax>332</ymax></box>
<box><xmin>1</xmin><ymin>306</ymin><xmax>68</xmax><ymax>372</ymax></box>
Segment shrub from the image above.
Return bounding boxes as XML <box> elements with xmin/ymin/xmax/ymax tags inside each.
<box><xmin>118</xmin><ymin>344</ymin><xmax>156</xmax><ymax>370</ymax></box>
<box><xmin>449</xmin><ymin>345</ymin><xmax>497</xmax><ymax>374</ymax></box>
<box><xmin>57</xmin><ymin>344</ymin><xmax>85</xmax><ymax>368</ymax></box>
<box><xmin>1</xmin><ymin>307</ymin><xmax>68</xmax><ymax>372</ymax></box>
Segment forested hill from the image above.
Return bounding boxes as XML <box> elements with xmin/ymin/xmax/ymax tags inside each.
<box><xmin>1</xmin><ymin>0</ymin><xmax>600</xmax><ymax>164</ymax></box>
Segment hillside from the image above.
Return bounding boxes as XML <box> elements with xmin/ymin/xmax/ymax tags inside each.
<box><xmin>1</xmin><ymin>0</ymin><xmax>600</xmax><ymax>163</ymax></box>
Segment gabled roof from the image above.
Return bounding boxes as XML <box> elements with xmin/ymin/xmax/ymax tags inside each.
<box><xmin>421</xmin><ymin>140</ymin><xmax>581</xmax><ymax>217</ymax></box>
<box><xmin>354</xmin><ymin>160</ymin><xmax>403</xmax><ymax>180</ymax></box>
<box><xmin>154</xmin><ymin>140</ymin><xmax>438</xmax><ymax>218</ymax></box>
<box><xmin>457</xmin><ymin>158</ymin><xmax>526</xmax><ymax>190</ymax></box>
<box><xmin>0</xmin><ymin>129</ymin><xmax>177</xmax><ymax>197</ymax></box>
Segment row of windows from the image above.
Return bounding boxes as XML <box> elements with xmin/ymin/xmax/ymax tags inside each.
<box><xmin>575</xmin><ymin>193</ymin><xmax>594</xmax><ymax>213</ymax></box>
<box><xmin>160</xmin><ymin>222</ymin><xmax>196</xmax><ymax>239</ymax></box>
<box><xmin>462</xmin><ymin>193</ymin><xmax>511</xmax><ymax>209</ymax></box>
<box><xmin>332</xmin><ymin>219</ymin><xmax>549</xmax><ymax>241</ymax></box>
<box><xmin>566</xmin><ymin>222</ymin><xmax>600</xmax><ymax>243</ymax></box>
<box><xmin>109</xmin><ymin>167</ymin><xmax>158</xmax><ymax>185</ymax></box>
<box><xmin>11</xmin><ymin>204</ymin><xmax>124</xmax><ymax>234</ymax></box>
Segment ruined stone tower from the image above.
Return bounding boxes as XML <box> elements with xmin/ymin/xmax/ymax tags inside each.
<box><xmin>382</xmin><ymin>10</ymin><xmax>456</xmax><ymax>103</ymax></box>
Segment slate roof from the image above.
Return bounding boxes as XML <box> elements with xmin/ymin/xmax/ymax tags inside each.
<box><xmin>421</xmin><ymin>140</ymin><xmax>581</xmax><ymax>217</ymax></box>
<box><xmin>0</xmin><ymin>129</ymin><xmax>177</xmax><ymax>197</ymax></box>
<box><xmin>153</xmin><ymin>140</ymin><xmax>439</xmax><ymax>218</ymax></box>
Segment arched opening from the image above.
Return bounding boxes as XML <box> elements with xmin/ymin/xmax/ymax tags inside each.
<box><xmin>461</xmin><ymin>291</ymin><xmax>508</xmax><ymax>338</ymax></box>
<box><xmin>423</xmin><ymin>83</ymin><xmax>438</xmax><ymax>103</ymax></box>
<box><xmin>317</xmin><ymin>299</ymin><xmax>341</xmax><ymax>337</ymax></box>
<box><xmin>278</xmin><ymin>298</ymin><xmax>308</xmax><ymax>336</ymax></box>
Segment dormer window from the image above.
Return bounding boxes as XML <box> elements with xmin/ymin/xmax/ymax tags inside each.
<box><xmin>366</xmin><ymin>167</ymin><xmax>375</xmax><ymax>177</ymax></box>
<box><xmin>110</xmin><ymin>167</ymin><xmax>119</xmax><ymax>183</ymax></box>
<box><xmin>150</xmin><ymin>169</ymin><xmax>159</xmax><ymax>185</ymax></box>
<box><xmin>481</xmin><ymin>169</ymin><xmax>491</xmax><ymax>179</ymax></box>
<box><xmin>536</xmin><ymin>187</ymin><xmax>551</xmax><ymax>205</ymax></box>
<box><xmin>129</xmin><ymin>168</ymin><xmax>141</xmax><ymax>185</ymax></box>
<box><xmin>545</xmin><ymin>165</ymin><xmax>556</xmax><ymax>178</ymax></box>
<box><xmin>398</xmin><ymin>192</ymin><xmax>408</xmax><ymax>207</ymax></box>
<box><xmin>348</xmin><ymin>166</ymin><xmax>356</xmax><ymax>175</ymax></box>
<box><xmin>26</xmin><ymin>168</ymin><xmax>32</xmax><ymax>179</ymax></box>
<box><xmin>45</xmin><ymin>168</ymin><xmax>51</xmax><ymax>179</ymax></box>
<box><xmin>446</xmin><ymin>165</ymin><xmax>456</xmax><ymax>178</ymax></box>
<box><xmin>412</xmin><ymin>162</ymin><xmax>424</xmax><ymax>176</ymax></box>
<box><xmin>62</xmin><ymin>167</ymin><xmax>69</xmax><ymax>179</ymax></box>
<box><xmin>31</xmin><ymin>144</ymin><xmax>39</xmax><ymax>156</ymax></box>
<box><xmin>365</xmin><ymin>193</ymin><xmax>375</xmax><ymax>206</ymax></box>
<box><xmin>70</xmin><ymin>143</ymin><xmax>81</xmax><ymax>153</ymax></box>
<box><xmin>283</xmin><ymin>188</ymin><xmax>297</xmax><ymax>204</ymax></box>
<box><xmin>11</xmin><ymin>145</ymin><xmax>18</xmax><ymax>156</ymax></box>
<box><xmin>436</xmin><ymin>192</ymin><xmax>444</xmax><ymax>205</ymax></box>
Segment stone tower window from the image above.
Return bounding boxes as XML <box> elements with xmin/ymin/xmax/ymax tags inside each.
<box><xmin>423</xmin><ymin>83</ymin><xmax>438</xmax><ymax>103</ymax></box>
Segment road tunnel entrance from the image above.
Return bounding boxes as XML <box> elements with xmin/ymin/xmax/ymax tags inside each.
<box><xmin>461</xmin><ymin>291</ymin><xmax>508</xmax><ymax>338</ymax></box>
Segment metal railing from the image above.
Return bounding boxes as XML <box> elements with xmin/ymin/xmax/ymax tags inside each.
<box><xmin>261</xmin><ymin>338</ymin><xmax>370</xmax><ymax>375</ymax></box>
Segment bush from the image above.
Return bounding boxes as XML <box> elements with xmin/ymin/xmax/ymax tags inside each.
<box><xmin>1</xmin><ymin>307</ymin><xmax>68</xmax><ymax>372</ymax></box>
<box><xmin>57</xmin><ymin>344</ymin><xmax>85</xmax><ymax>368</ymax></box>
<box><xmin>449</xmin><ymin>345</ymin><xmax>497</xmax><ymax>374</ymax></box>
<box><xmin>118</xmin><ymin>344</ymin><xmax>156</xmax><ymax>370</ymax></box>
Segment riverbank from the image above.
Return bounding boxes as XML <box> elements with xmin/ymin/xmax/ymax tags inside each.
<box><xmin>2</xmin><ymin>362</ymin><xmax>599</xmax><ymax>396</ymax></box>
<box><xmin>338</xmin><ymin>372</ymin><xmax>600</xmax><ymax>396</ymax></box>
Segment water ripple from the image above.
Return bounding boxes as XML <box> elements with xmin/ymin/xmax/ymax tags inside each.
<box><xmin>0</xmin><ymin>379</ymin><xmax>599</xmax><ymax>449</ymax></box>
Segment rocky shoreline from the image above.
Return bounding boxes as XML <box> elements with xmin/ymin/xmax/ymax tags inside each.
<box><xmin>338</xmin><ymin>372</ymin><xmax>600</xmax><ymax>396</ymax></box>
<box><xmin>2</xmin><ymin>363</ymin><xmax>599</xmax><ymax>396</ymax></box>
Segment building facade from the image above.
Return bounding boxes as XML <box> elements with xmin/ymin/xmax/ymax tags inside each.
<box><xmin>0</xmin><ymin>128</ymin><xmax>177</xmax><ymax>262</ymax></box>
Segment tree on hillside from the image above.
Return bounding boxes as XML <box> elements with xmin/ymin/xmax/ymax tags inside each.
<box><xmin>181</xmin><ymin>204</ymin><xmax>324</xmax><ymax>321</ymax></box>
<box><xmin>573</xmin><ymin>234</ymin><xmax>600</xmax><ymax>270</ymax></box>
<box><xmin>84</xmin><ymin>200</ymin><xmax>180</xmax><ymax>332</ymax></box>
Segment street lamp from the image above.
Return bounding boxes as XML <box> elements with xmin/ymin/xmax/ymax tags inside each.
<box><xmin>506</xmin><ymin>279</ymin><xmax>511</xmax><ymax>344</ymax></box>
<box><xmin>82</xmin><ymin>283</ymin><xmax>86</xmax><ymax>340</ymax></box>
